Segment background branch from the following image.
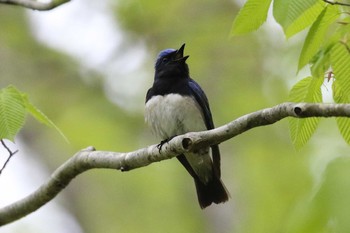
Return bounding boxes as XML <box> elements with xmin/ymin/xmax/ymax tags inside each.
<box><xmin>323</xmin><ymin>0</ymin><xmax>350</xmax><ymax>7</ymax></box>
<box><xmin>0</xmin><ymin>140</ymin><xmax>18</xmax><ymax>175</ymax></box>
<box><xmin>0</xmin><ymin>0</ymin><xmax>70</xmax><ymax>10</ymax></box>
<box><xmin>1</xmin><ymin>102</ymin><xmax>350</xmax><ymax>226</ymax></box>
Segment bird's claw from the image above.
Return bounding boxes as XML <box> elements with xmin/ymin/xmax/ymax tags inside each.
<box><xmin>156</xmin><ymin>139</ymin><xmax>167</xmax><ymax>152</ymax></box>
<box><xmin>157</xmin><ymin>136</ymin><xmax>176</xmax><ymax>153</ymax></box>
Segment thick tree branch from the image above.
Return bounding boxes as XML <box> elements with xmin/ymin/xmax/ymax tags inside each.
<box><xmin>1</xmin><ymin>102</ymin><xmax>350</xmax><ymax>225</ymax></box>
<box><xmin>0</xmin><ymin>0</ymin><xmax>70</xmax><ymax>10</ymax></box>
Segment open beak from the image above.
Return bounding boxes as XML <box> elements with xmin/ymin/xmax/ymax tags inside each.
<box><xmin>174</xmin><ymin>43</ymin><xmax>189</xmax><ymax>62</ymax></box>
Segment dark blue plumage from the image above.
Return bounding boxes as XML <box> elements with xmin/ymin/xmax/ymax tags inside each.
<box><xmin>145</xmin><ymin>44</ymin><xmax>229</xmax><ymax>208</ymax></box>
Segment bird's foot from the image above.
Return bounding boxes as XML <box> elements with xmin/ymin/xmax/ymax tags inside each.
<box><xmin>157</xmin><ymin>136</ymin><xmax>176</xmax><ymax>152</ymax></box>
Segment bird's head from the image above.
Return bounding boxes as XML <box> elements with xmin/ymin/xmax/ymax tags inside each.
<box><xmin>154</xmin><ymin>43</ymin><xmax>190</xmax><ymax>78</ymax></box>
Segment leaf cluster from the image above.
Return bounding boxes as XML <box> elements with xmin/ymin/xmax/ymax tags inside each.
<box><xmin>232</xmin><ymin>0</ymin><xmax>350</xmax><ymax>148</ymax></box>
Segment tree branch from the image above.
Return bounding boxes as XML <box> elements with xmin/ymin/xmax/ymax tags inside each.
<box><xmin>0</xmin><ymin>0</ymin><xmax>70</xmax><ymax>10</ymax></box>
<box><xmin>1</xmin><ymin>102</ymin><xmax>350</xmax><ymax>225</ymax></box>
<box><xmin>323</xmin><ymin>0</ymin><xmax>350</xmax><ymax>7</ymax></box>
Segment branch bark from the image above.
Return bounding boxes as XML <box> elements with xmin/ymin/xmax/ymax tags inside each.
<box><xmin>0</xmin><ymin>0</ymin><xmax>70</xmax><ymax>10</ymax></box>
<box><xmin>1</xmin><ymin>102</ymin><xmax>350</xmax><ymax>225</ymax></box>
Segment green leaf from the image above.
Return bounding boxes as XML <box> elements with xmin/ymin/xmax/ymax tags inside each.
<box><xmin>331</xmin><ymin>42</ymin><xmax>350</xmax><ymax>101</ymax></box>
<box><xmin>298</xmin><ymin>6</ymin><xmax>339</xmax><ymax>70</ymax></box>
<box><xmin>331</xmin><ymin>42</ymin><xmax>350</xmax><ymax>80</ymax></box>
<box><xmin>333</xmin><ymin>81</ymin><xmax>350</xmax><ymax>144</ymax></box>
<box><xmin>0</xmin><ymin>85</ymin><xmax>67</xmax><ymax>142</ymax></box>
<box><xmin>21</xmin><ymin>94</ymin><xmax>68</xmax><ymax>142</ymax></box>
<box><xmin>331</xmin><ymin>42</ymin><xmax>350</xmax><ymax>144</ymax></box>
<box><xmin>335</xmin><ymin>17</ymin><xmax>350</xmax><ymax>39</ymax></box>
<box><xmin>0</xmin><ymin>86</ymin><xmax>26</xmax><ymax>141</ymax></box>
<box><xmin>288</xmin><ymin>76</ymin><xmax>323</xmax><ymax>149</ymax></box>
<box><xmin>310</xmin><ymin>43</ymin><xmax>333</xmax><ymax>78</ymax></box>
<box><xmin>231</xmin><ymin>0</ymin><xmax>273</xmax><ymax>36</ymax></box>
<box><xmin>273</xmin><ymin>0</ymin><xmax>325</xmax><ymax>38</ymax></box>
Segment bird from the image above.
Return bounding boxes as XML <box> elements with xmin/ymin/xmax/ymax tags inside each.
<box><xmin>144</xmin><ymin>44</ymin><xmax>229</xmax><ymax>208</ymax></box>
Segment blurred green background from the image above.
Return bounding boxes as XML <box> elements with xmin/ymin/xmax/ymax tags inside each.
<box><xmin>1</xmin><ymin>0</ymin><xmax>350</xmax><ymax>233</ymax></box>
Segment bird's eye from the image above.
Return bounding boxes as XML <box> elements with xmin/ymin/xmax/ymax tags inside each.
<box><xmin>162</xmin><ymin>57</ymin><xmax>169</xmax><ymax>63</ymax></box>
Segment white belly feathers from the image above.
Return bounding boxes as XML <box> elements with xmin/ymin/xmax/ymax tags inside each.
<box><xmin>145</xmin><ymin>94</ymin><xmax>206</xmax><ymax>139</ymax></box>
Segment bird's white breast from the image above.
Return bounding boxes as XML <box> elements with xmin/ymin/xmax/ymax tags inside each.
<box><xmin>145</xmin><ymin>93</ymin><xmax>213</xmax><ymax>183</ymax></box>
<box><xmin>145</xmin><ymin>94</ymin><xmax>206</xmax><ymax>139</ymax></box>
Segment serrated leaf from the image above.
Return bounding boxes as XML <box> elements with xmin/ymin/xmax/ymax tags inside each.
<box><xmin>333</xmin><ymin>81</ymin><xmax>350</xmax><ymax>143</ymax></box>
<box><xmin>273</xmin><ymin>0</ymin><xmax>324</xmax><ymax>38</ymax></box>
<box><xmin>331</xmin><ymin>42</ymin><xmax>350</xmax><ymax>101</ymax></box>
<box><xmin>289</xmin><ymin>76</ymin><xmax>324</xmax><ymax>103</ymax></box>
<box><xmin>21</xmin><ymin>94</ymin><xmax>68</xmax><ymax>142</ymax></box>
<box><xmin>298</xmin><ymin>6</ymin><xmax>339</xmax><ymax>70</ymax></box>
<box><xmin>288</xmin><ymin>76</ymin><xmax>323</xmax><ymax>149</ymax></box>
<box><xmin>0</xmin><ymin>85</ymin><xmax>68</xmax><ymax>142</ymax></box>
<box><xmin>285</xmin><ymin>1</ymin><xmax>325</xmax><ymax>38</ymax></box>
<box><xmin>331</xmin><ymin>42</ymin><xmax>350</xmax><ymax>81</ymax></box>
<box><xmin>231</xmin><ymin>0</ymin><xmax>273</xmax><ymax>36</ymax></box>
<box><xmin>335</xmin><ymin>117</ymin><xmax>350</xmax><ymax>144</ymax></box>
<box><xmin>331</xmin><ymin>43</ymin><xmax>350</xmax><ymax>144</ymax></box>
<box><xmin>0</xmin><ymin>86</ymin><xmax>26</xmax><ymax>141</ymax></box>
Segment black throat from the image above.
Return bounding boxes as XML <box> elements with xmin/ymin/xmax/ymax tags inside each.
<box><xmin>146</xmin><ymin>75</ymin><xmax>192</xmax><ymax>102</ymax></box>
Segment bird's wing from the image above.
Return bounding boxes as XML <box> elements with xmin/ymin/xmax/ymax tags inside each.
<box><xmin>188</xmin><ymin>79</ymin><xmax>221</xmax><ymax>177</ymax></box>
<box><xmin>188</xmin><ymin>79</ymin><xmax>213</xmax><ymax>129</ymax></box>
<box><xmin>145</xmin><ymin>87</ymin><xmax>154</xmax><ymax>103</ymax></box>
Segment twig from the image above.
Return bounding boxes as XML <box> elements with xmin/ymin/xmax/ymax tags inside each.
<box><xmin>1</xmin><ymin>102</ymin><xmax>350</xmax><ymax>225</ymax></box>
<box><xmin>0</xmin><ymin>0</ymin><xmax>70</xmax><ymax>10</ymax></box>
<box><xmin>323</xmin><ymin>0</ymin><xmax>350</xmax><ymax>7</ymax></box>
<box><xmin>0</xmin><ymin>140</ymin><xmax>19</xmax><ymax>175</ymax></box>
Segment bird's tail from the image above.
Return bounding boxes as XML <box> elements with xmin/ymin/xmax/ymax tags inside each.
<box><xmin>194</xmin><ymin>176</ymin><xmax>230</xmax><ymax>209</ymax></box>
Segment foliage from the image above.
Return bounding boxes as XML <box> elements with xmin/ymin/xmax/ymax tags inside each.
<box><xmin>288</xmin><ymin>77</ymin><xmax>323</xmax><ymax>149</ymax></box>
<box><xmin>0</xmin><ymin>85</ymin><xmax>66</xmax><ymax>141</ymax></box>
<box><xmin>0</xmin><ymin>86</ymin><xmax>26</xmax><ymax>141</ymax></box>
<box><xmin>232</xmin><ymin>0</ymin><xmax>350</xmax><ymax>148</ymax></box>
<box><xmin>1</xmin><ymin>1</ymin><xmax>350</xmax><ymax>233</ymax></box>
